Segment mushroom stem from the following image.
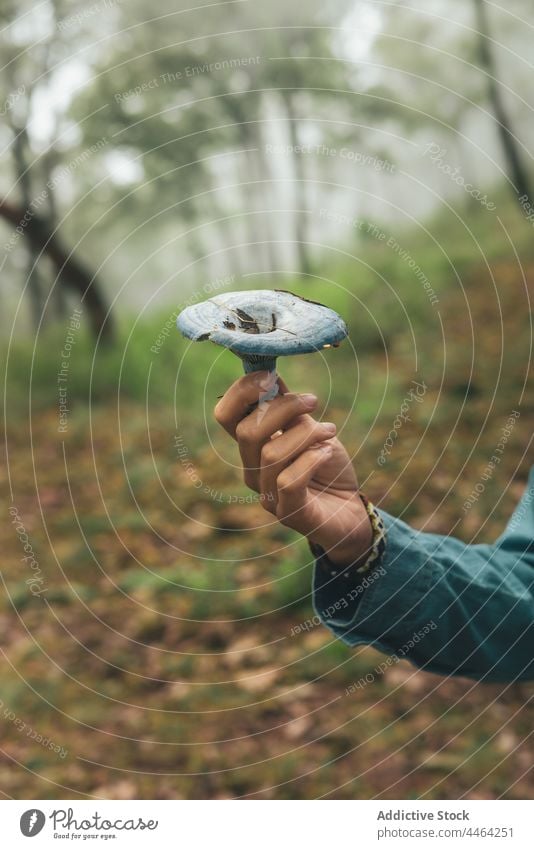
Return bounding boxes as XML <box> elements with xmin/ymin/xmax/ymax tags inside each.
<box><xmin>241</xmin><ymin>355</ymin><xmax>280</xmax><ymax>400</ymax></box>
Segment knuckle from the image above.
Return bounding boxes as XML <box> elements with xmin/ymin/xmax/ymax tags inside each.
<box><xmin>213</xmin><ymin>400</ymin><xmax>226</xmax><ymax>425</ymax></box>
<box><xmin>235</xmin><ymin>420</ymin><xmax>252</xmax><ymax>444</ymax></box>
<box><xmin>261</xmin><ymin>441</ymin><xmax>279</xmax><ymax>465</ymax></box>
<box><xmin>277</xmin><ymin>471</ymin><xmax>296</xmax><ymax>493</ymax></box>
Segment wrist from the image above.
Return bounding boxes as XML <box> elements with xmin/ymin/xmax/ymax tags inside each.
<box><xmin>309</xmin><ymin>494</ymin><xmax>373</xmax><ymax>569</ymax></box>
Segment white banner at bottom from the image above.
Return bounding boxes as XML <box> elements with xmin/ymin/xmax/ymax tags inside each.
<box><xmin>2</xmin><ymin>799</ymin><xmax>533</xmax><ymax>848</ymax></box>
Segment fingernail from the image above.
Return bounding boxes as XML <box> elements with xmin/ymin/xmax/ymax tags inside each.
<box><xmin>301</xmin><ymin>393</ymin><xmax>318</xmax><ymax>407</ymax></box>
<box><xmin>318</xmin><ymin>442</ymin><xmax>333</xmax><ymax>452</ymax></box>
<box><xmin>322</xmin><ymin>422</ymin><xmax>336</xmax><ymax>434</ymax></box>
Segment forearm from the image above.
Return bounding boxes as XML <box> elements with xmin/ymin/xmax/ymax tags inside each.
<box><xmin>313</xmin><ymin>509</ymin><xmax>534</xmax><ymax>682</ymax></box>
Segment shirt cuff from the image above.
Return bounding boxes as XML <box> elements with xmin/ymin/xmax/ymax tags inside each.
<box><xmin>312</xmin><ymin>510</ymin><xmax>437</xmax><ymax>656</ymax></box>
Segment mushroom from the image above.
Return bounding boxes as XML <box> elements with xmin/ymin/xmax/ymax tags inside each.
<box><xmin>177</xmin><ymin>289</ymin><xmax>348</xmax><ymax>399</ymax></box>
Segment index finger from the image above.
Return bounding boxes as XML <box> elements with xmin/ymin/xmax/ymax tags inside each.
<box><xmin>214</xmin><ymin>371</ymin><xmax>289</xmax><ymax>437</ymax></box>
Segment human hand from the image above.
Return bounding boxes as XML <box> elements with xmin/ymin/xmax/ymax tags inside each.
<box><xmin>214</xmin><ymin>372</ymin><xmax>372</xmax><ymax>568</ymax></box>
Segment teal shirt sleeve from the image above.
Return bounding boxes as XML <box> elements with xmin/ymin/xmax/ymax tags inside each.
<box><xmin>312</xmin><ymin>469</ymin><xmax>534</xmax><ymax>682</ymax></box>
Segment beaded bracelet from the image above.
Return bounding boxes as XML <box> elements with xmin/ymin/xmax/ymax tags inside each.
<box><xmin>310</xmin><ymin>492</ymin><xmax>387</xmax><ymax>580</ymax></box>
<box><xmin>356</xmin><ymin>492</ymin><xmax>387</xmax><ymax>574</ymax></box>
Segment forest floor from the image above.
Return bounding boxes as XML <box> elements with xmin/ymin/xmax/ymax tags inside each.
<box><xmin>1</xmin><ymin>256</ymin><xmax>533</xmax><ymax>799</ymax></box>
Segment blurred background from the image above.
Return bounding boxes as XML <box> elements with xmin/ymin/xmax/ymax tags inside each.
<box><xmin>1</xmin><ymin>0</ymin><xmax>533</xmax><ymax>799</ymax></box>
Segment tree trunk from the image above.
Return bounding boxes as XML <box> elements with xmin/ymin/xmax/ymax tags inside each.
<box><xmin>243</xmin><ymin>148</ymin><xmax>276</xmax><ymax>274</ymax></box>
<box><xmin>474</xmin><ymin>0</ymin><xmax>532</xmax><ymax>202</ymax></box>
<box><xmin>41</xmin><ymin>153</ymin><xmax>69</xmax><ymax>320</ymax></box>
<box><xmin>281</xmin><ymin>92</ymin><xmax>311</xmax><ymax>276</ymax></box>
<box><xmin>10</xmin><ymin>126</ymin><xmax>44</xmax><ymax>328</ymax></box>
<box><xmin>0</xmin><ymin>198</ymin><xmax>115</xmax><ymax>343</ymax></box>
<box><xmin>250</xmin><ymin>122</ymin><xmax>279</xmax><ymax>274</ymax></box>
<box><xmin>209</xmin><ymin>200</ymin><xmax>244</xmax><ymax>281</ymax></box>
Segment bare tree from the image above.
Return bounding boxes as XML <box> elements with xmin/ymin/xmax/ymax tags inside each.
<box><xmin>279</xmin><ymin>89</ymin><xmax>312</xmax><ymax>276</ymax></box>
<box><xmin>4</xmin><ymin>96</ymin><xmax>44</xmax><ymax>328</ymax></box>
<box><xmin>1</xmin><ymin>0</ymin><xmax>113</xmax><ymax>336</ymax></box>
<box><xmin>473</xmin><ymin>0</ymin><xmax>532</xmax><ymax>202</ymax></box>
<box><xmin>0</xmin><ymin>199</ymin><xmax>115</xmax><ymax>343</ymax></box>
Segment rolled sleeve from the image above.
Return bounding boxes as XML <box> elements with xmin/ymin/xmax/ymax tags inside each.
<box><xmin>313</xmin><ymin>513</ymin><xmax>438</xmax><ymax>656</ymax></box>
<box><xmin>312</xmin><ymin>471</ymin><xmax>534</xmax><ymax>682</ymax></box>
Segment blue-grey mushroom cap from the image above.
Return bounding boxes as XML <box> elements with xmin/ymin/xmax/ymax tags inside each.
<box><xmin>177</xmin><ymin>289</ymin><xmax>348</xmax><ymax>359</ymax></box>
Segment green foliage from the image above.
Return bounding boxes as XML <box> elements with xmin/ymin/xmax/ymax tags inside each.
<box><xmin>3</xmin><ymin>184</ymin><xmax>534</xmax><ymax>798</ymax></box>
<box><xmin>2</xmin><ymin>0</ymin><xmax>534</xmax><ymax>804</ymax></box>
